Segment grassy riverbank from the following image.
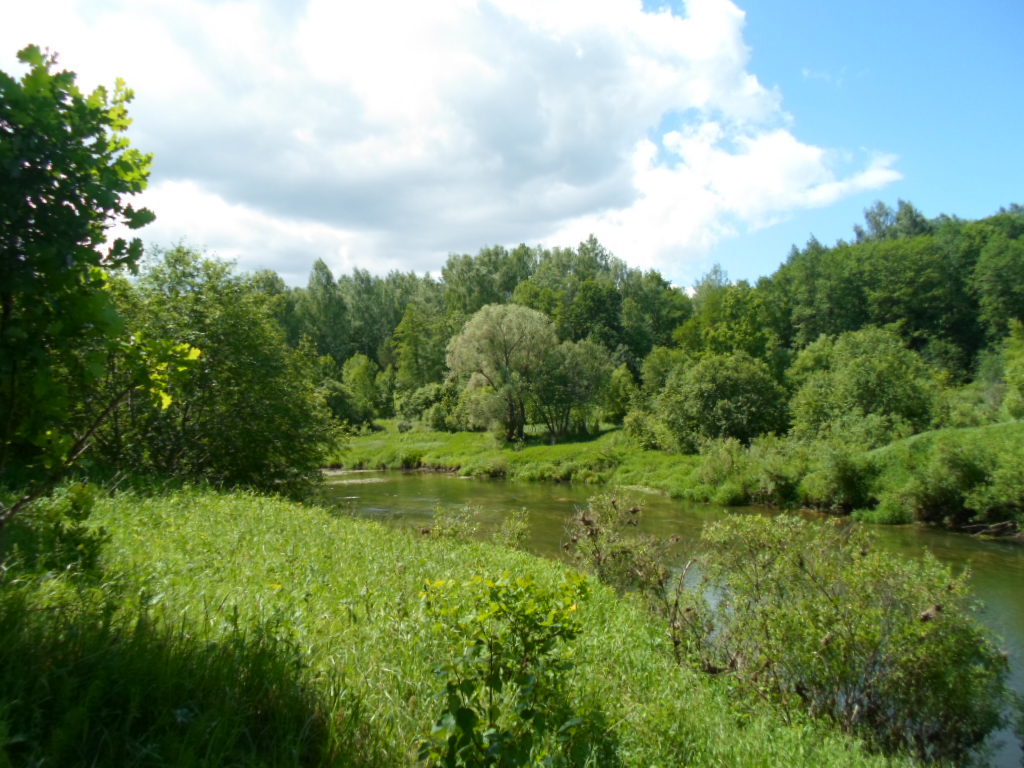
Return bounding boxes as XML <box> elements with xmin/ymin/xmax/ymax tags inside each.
<box><xmin>331</xmin><ymin>421</ymin><xmax>1024</xmax><ymax>528</ymax></box>
<box><xmin>329</xmin><ymin>422</ymin><xmax>700</xmax><ymax>492</ymax></box>
<box><xmin>0</xmin><ymin>486</ymin><xmax>906</xmax><ymax>767</ymax></box>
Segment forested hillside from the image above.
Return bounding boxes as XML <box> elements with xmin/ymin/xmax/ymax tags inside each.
<box><xmin>54</xmin><ymin>198</ymin><xmax>1016</xmax><ymax>529</ymax></box>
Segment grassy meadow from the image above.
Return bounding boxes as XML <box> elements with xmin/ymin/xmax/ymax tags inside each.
<box><xmin>329</xmin><ymin>423</ymin><xmax>700</xmax><ymax>492</ymax></box>
<box><xmin>0</xmin><ymin>486</ymin><xmax>908</xmax><ymax>767</ymax></box>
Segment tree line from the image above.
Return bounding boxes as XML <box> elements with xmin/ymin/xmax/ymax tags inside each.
<box><xmin>260</xmin><ymin>199</ymin><xmax>1023</xmax><ymax>453</ymax></box>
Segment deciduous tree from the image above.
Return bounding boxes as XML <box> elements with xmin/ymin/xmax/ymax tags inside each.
<box><xmin>1</xmin><ymin>45</ymin><xmax>154</xmax><ymax>516</ymax></box>
<box><xmin>446</xmin><ymin>304</ymin><xmax>556</xmax><ymax>441</ymax></box>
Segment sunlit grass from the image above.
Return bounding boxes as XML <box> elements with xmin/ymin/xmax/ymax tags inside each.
<box><xmin>0</xmin><ymin>487</ymin><xmax>905</xmax><ymax>766</ymax></box>
<box><xmin>331</xmin><ymin>423</ymin><xmax>700</xmax><ymax>492</ymax></box>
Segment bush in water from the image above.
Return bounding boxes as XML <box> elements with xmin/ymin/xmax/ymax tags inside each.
<box><xmin>676</xmin><ymin>514</ymin><xmax>1011</xmax><ymax>763</ymax></box>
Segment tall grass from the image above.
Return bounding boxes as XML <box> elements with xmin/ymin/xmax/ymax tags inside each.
<box><xmin>0</xmin><ymin>488</ymin><xmax>905</xmax><ymax>767</ymax></box>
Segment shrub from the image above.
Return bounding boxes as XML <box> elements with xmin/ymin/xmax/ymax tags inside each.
<box><xmin>745</xmin><ymin>436</ymin><xmax>809</xmax><ymax>507</ymax></box>
<box><xmin>396</xmin><ymin>382</ymin><xmax>444</xmax><ymax>421</ymax></box>
<box><xmin>622</xmin><ymin>409</ymin><xmax>677</xmax><ymax>452</ymax></box>
<box><xmin>798</xmin><ymin>443</ymin><xmax>875</xmax><ymax>513</ymax></box>
<box><xmin>1</xmin><ymin>482</ymin><xmax>108</xmax><ymax>575</ymax></box>
<box><xmin>492</xmin><ymin>508</ymin><xmax>530</xmax><ymax>551</ymax></box>
<box><xmin>711</xmin><ymin>481</ymin><xmax>747</xmax><ymax>507</ymax></box>
<box><xmin>852</xmin><ymin>496</ymin><xmax>912</xmax><ymax>525</ymax></box>
<box><xmin>659</xmin><ymin>352</ymin><xmax>787</xmax><ymax>449</ymax></box>
<box><xmin>429</xmin><ymin>503</ymin><xmax>481</xmax><ymax>540</ymax></box>
<box><xmin>417</xmin><ymin>573</ymin><xmax>594</xmax><ymax>767</ymax></box>
<box><xmin>789</xmin><ymin>327</ymin><xmax>939</xmax><ymax>447</ymax></box>
<box><xmin>563</xmin><ymin>494</ymin><xmax>677</xmax><ymax>615</ymax></box>
<box><xmin>677</xmin><ymin>515</ymin><xmax>1010</xmax><ymax>763</ymax></box>
<box><xmin>966</xmin><ymin>454</ymin><xmax>1024</xmax><ymax>524</ymax></box>
<box><xmin>899</xmin><ymin>440</ymin><xmax>993</xmax><ymax>525</ymax></box>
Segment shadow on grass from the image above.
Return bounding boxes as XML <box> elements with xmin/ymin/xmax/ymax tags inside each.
<box><xmin>0</xmin><ymin>587</ymin><xmax>380</xmax><ymax>767</ymax></box>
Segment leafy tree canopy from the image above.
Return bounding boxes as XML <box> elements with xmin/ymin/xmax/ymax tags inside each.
<box><xmin>97</xmin><ymin>247</ymin><xmax>335</xmax><ymax>495</ymax></box>
<box><xmin>1</xmin><ymin>45</ymin><xmax>154</xmax><ymax>493</ymax></box>
<box><xmin>789</xmin><ymin>326</ymin><xmax>939</xmax><ymax>446</ymax></box>
<box><xmin>446</xmin><ymin>304</ymin><xmax>557</xmax><ymax>441</ymax></box>
<box><xmin>660</xmin><ymin>352</ymin><xmax>787</xmax><ymax>448</ymax></box>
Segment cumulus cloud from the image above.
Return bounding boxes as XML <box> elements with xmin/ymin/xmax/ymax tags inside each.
<box><xmin>1</xmin><ymin>0</ymin><xmax>899</xmax><ymax>284</ymax></box>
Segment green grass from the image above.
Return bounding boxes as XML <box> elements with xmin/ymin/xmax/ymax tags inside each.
<box><xmin>0</xmin><ymin>487</ymin><xmax>908</xmax><ymax>767</ymax></box>
<box><xmin>868</xmin><ymin>421</ymin><xmax>1024</xmax><ymax>489</ymax></box>
<box><xmin>332</xmin><ymin>423</ymin><xmax>700</xmax><ymax>493</ymax></box>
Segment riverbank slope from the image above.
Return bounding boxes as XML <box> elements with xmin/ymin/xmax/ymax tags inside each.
<box><xmin>330</xmin><ymin>421</ymin><xmax>1024</xmax><ymax>532</ymax></box>
<box><xmin>0</xmin><ymin>487</ymin><xmax>904</xmax><ymax>766</ymax></box>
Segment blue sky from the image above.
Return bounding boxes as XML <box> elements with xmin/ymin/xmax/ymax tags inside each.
<box><xmin>706</xmin><ymin>0</ymin><xmax>1024</xmax><ymax>282</ymax></box>
<box><xmin>3</xmin><ymin>0</ymin><xmax>1021</xmax><ymax>287</ymax></box>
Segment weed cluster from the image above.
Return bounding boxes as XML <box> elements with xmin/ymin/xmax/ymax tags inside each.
<box><xmin>417</xmin><ymin>573</ymin><xmax>609</xmax><ymax>766</ymax></box>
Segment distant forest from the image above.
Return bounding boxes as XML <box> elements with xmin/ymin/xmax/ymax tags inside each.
<box><xmin>10</xmin><ymin>194</ymin><xmax>1021</xmax><ymax>501</ymax></box>
<box><xmin>231</xmin><ymin>199</ymin><xmax>1024</xmax><ymax>442</ymax></box>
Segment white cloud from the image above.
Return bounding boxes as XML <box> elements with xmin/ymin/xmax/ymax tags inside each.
<box><xmin>1</xmin><ymin>0</ymin><xmax>899</xmax><ymax>285</ymax></box>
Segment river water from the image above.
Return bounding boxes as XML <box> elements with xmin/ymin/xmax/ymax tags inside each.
<box><xmin>322</xmin><ymin>470</ymin><xmax>1023</xmax><ymax>767</ymax></box>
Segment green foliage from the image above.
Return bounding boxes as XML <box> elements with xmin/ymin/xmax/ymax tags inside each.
<box><xmin>492</xmin><ymin>508</ymin><xmax>531</xmax><ymax>551</ymax></box>
<box><xmin>973</xmin><ymin>233</ymin><xmax>1024</xmax><ymax>340</ymax></box>
<box><xmin>638</xmin><ymin>345</ymin><xmax>688</xmax><ymax>397</ymax></box>
<box><xmin>296</xmin><ymin>258</ymin><xmax>350</xmax><ymax>366</ymax></box>
<box><xmin>447</xmin><ymin>304</ymin><xmax>559</xmax><ymax>442</ymax></box>
<box><xmin>442</xmin><ymin>245</ymin><xmax>538</xmax><ymax>317</ymax></box>
<box><xmin>660</xmin><ymin>352</ymin><xmax>787</xmax><ymax>449</ymax></box>
<box><xmin>398</xmin><ymin>382</ymin><xmax>446</xmax><ymax>421</ymax></box>
<box><xmin>868</xmin><ymin>423</ymin><xmax>1024</xmax><ymax>527</ymax></box>
<box><xmin>530</xmin><ymin>339</ymin><xmax>611</xmax><ymax>441</ymax></box>
<box><xmin>0</xmin><ymin>482</ymin><xmax>108</xmax><ymax>574</ymax></box>
<box><xmin>768</xmin><ymin>209</ymin><xmax>986</xmax><ymax>370</ymax></box>
<box><xmin>0</xmin><ymin>46</ymin><xmax>154</xmax><ymax>489</ymax></box>
<box><xmin>339</xmin><ymin>267</ymin><xmax>429</xmax><ymax>364</ymax></box>
<box><xmin>798</xmin><ymin>443</ymin><xmax>876</xmax><ymax>513</ymax></box>
<box><xmin>678</xmin><ymin>515</ymin><xmax>1010</xmax><ymax>763</ymax></box>
<box><xmin>618</xmin><ymin>269</ymin><xmax>691</xmax><ymax>363</ymax></box>
<box><xmin>97</xmin><ymin>247</ymin><xmax>336</xmax><ymax>495</ymax></box>
<box><xmin>897</xmin><ymin>441</ymin><xmax>994</xmax><ymax>525</ymax></box>
<box><xmin>393</xmin><ymin>298</ymin><xmax>461</xmax><ymax>390</ymax></box>
<box><xmin>430</xmin><ymin>503</ymin><xmax>482</xmax><ymax>540</ymax></box>
<box><xmin>342</xmin><ymin>352</ymin><xmax>381</xmax><ymax>423</ymax></box>
<box><xmin>789</xmin><ymin>327</ymin><xmax>938</xmax><ymax>446</ymax></box>
<box><xmin>1002</xmin><ymin>319</ymin><xmax>1024</xmax><ymax>419</ymax></box>
<box><xmin>853</xmin><ymin>200</ymin><xmax>934</xmax><ymax>243</ymax></box>
<box><xmin>555</xmin><ymin>278</ymin><xmax>623</xmax><ymax>348</ymax></box>
<box><xmin>563</xmin><ymin>494</ymin><xmax>675</xmax><ymax>614</ymax></box>
<box><xmin>418</xmin><ymin>573</ymin><xmax>592</xmax><ymax>767</ymax></box>
<box><xmin>601</xmin><ymin>364</ymin><xmax>638</xmax><ymax>425</ymax></box>
<box><xmin>675</xmin><ymin>275</ymin><xmax>787</xmax><ymax>374</ymax></box>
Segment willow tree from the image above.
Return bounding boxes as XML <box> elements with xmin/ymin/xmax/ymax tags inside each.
<box><xmin>446</xmin><ymin>304</ymin><xmax>556</xmax><ymax>441</ymax></box>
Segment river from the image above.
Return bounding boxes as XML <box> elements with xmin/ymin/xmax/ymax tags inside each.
<box><xmin>322</xmin><ymin>470</ymin><xmax>1023</xmax><ymax>767</ymax></box>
